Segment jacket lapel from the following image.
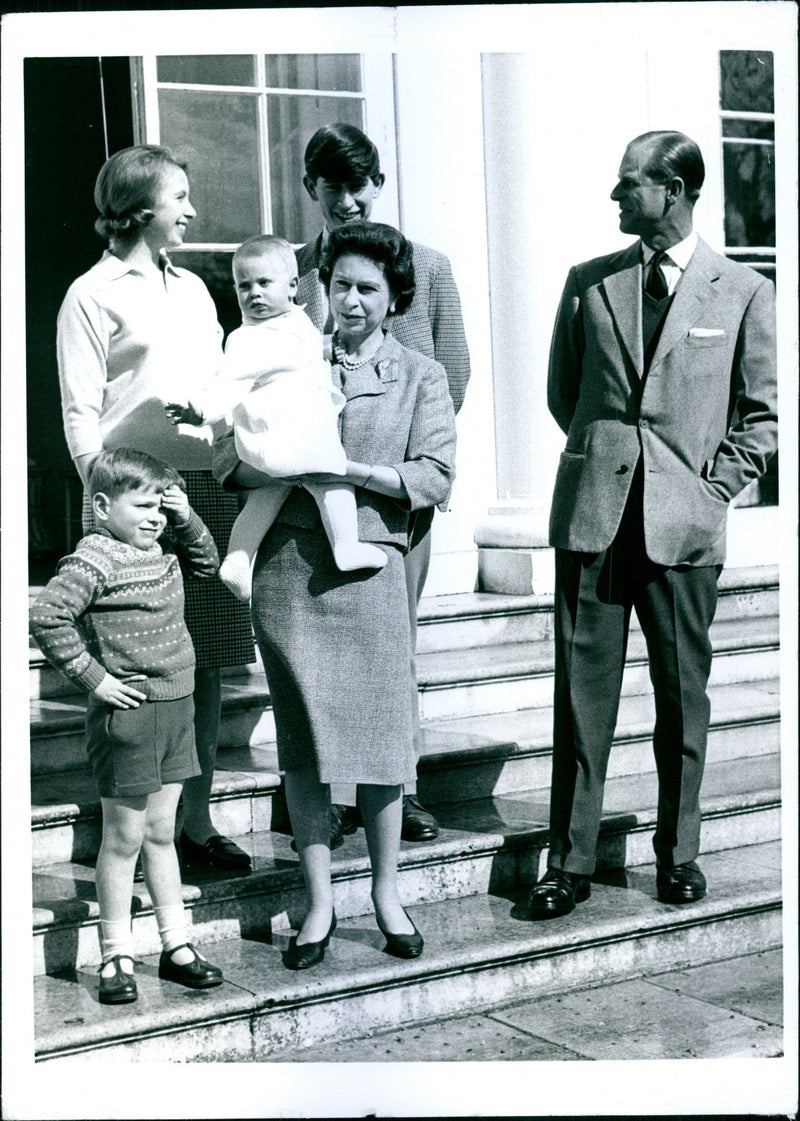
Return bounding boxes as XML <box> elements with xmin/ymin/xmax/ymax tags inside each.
<box><xmin>648</xmin><ymin>237</ymin><xmax>721</xmax><ymax>371</ymax></box>
<box><xmin>295</xmin><ymin>235</ymin><xmax>329</xmax><ymax>333</ymax></box>
<box><xmin>602</xmin><ymin>244</ymin><xmax>644</xmax><ymax>377</ymax></box>
<box><xmin>336</xmin><ymin>350</ymin><xmax>399</xmax><ymax>401</ymax></box>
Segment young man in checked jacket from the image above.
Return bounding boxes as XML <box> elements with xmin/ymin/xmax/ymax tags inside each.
<box><xmin>296</xmin><ymin>122</ymin><xmax>471</xmax><ymax>846</ymax></box>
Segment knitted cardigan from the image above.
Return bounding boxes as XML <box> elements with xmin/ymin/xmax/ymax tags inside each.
<box><xmin>30</xmin><ymin>511</ymin><xmax>219</xmax><ymax>701</ymax></box>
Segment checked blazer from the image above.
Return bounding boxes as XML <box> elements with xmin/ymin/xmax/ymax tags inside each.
<box><xmin>295</xmin><ymin>234</ymin><xmax>471</xmax><ymax>414</ymax></box>
<box><xmin>547</xmin><ymin>237</ymin><xmax>777</xmax><ymax>567</ymax></box>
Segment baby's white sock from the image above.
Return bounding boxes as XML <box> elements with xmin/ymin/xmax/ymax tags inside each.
<box><xmin>219</xmin><ymin>551</ymin><xmax>254</xmax><ymax>602</ymax></box>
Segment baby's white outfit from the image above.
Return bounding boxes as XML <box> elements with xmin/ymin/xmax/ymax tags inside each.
<box><xmin>197</xmin><ymin>304</ymin><xmax>346</xmax><ymax>476</ymax></box>
<box><xmin>193</xmin><ymin>304</ymin><xmax>386</xmax><ymax>599</ymax></box>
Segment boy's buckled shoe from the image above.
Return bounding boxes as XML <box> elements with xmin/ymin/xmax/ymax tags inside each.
<box><xmin>98</xmin><ymin>955</ymin><xmax>138</xmax><ymax>1004</ymax></box>
<box><xmin>158</xmin><ymin>943</ymin><xmax>223</xmax><ymax>988</ymax></box>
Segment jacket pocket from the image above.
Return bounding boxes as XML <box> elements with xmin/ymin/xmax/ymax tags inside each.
<box><xmin>685</xmin><ymin>332</ymin><xmax>727</xmax><ymax>349</ymax></box>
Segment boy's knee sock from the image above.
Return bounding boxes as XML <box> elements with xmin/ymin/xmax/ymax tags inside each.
<box><xmin>154</xmin><ymin>903</ymin><xmax>189</xmax><ymax>953</ymax></box>
<box><xmin>154</xmin><ymin>903</ymin><xmax>197</xmax><ymax>964</ymax></box>
<box><xmin>100</xmin><ymin>917</ymin><xmax>135</xmax><ymax>963</ymax></box>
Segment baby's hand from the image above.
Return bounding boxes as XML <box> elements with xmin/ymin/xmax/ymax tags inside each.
<box><xmin>165</xmin><ymin>402</ymin><xmax>204</xmax><ymax>427</ymax></box>
<box><xmin>161</xmin><ymin>484</ymin><xmax>191</xmax><ymax>524</ymax></box>
<box><xmin>93</xmin><ymin>673</ymin><xmax>147</xmax><ymax>709</ymax></box>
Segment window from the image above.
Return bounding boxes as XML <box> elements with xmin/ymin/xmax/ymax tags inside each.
<box><xmin>719</xmin><ymin>50</ymin><xmax>775</xmax><ymax>282</ymax></box>
<box><xmin>136</xmin><ymin>54</ymin><xmax>396</xmax><ymax>331</ymax></box>
<box><xmin>719</xmin><ymin>50</ymin><xmax>777</xmax><ymax>507</ymax></box>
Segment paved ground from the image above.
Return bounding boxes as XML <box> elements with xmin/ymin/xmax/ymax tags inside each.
<box><xmin>286</xmin><ymin>947</ymin><xmax>783</xmax><ymax>1062</ymax></box>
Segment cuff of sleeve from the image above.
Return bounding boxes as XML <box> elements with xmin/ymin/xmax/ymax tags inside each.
<box><xmin>172</xmin><ymin>509</ymin><xmax>208</xmax><ymax>542</ymax></box>
<box><xmin>211</xmin><ymin>432</ymin><xmax>242</xmax><ymax>489</ymax></box>
<box><xmin>395</xmin><ymin>461</ymin><xmax>453</xmax><ymax>513</ymax></box>
<box><xmin>74</xmin><ymin>658</ymin><xmax>107</xmax><ymax>693</ymax></box>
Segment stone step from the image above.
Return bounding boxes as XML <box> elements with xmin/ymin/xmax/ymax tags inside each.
<box><xmin>418</xmin><ymin>677</ymin><xmax>781</xmax><ymax>804</ymax></box>
<box><xmin>27</xmin><ymin>565</ymin><xmax>779</xmax><ymax>699</ymax></box>
<box><xmin>32</xmin><ymin>752</ymin><xmax>780</xmax><ymax>976</ymax></box>
<box><xmin>28</xmin><ymin>611</ymin><xmax>779</xmax><ymax>774</ymax></box>
<box><xmin>33</xmin><ymin>839</ymin><xmax>782</xmax><ymax>1062</ymax></box>
<box><xmin>29</xmin><ymin>675</ymin><xmax>780</xmax><ymax>867</ymax></box>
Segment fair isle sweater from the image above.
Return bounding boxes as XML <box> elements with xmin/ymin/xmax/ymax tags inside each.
<box><xmin>29</xmin><ymin>511</ymin><xmax>219</xmax><ymax>701</ymax></box>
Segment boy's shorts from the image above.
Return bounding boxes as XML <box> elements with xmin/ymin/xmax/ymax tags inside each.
<box><xmin>86</xmin><ymin>695</ymin><xmax>200</xmax><ymax>798</ymax></box>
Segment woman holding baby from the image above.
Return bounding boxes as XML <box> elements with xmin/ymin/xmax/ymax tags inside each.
<box><xmin>215</xmin><ymin>220</ymin><xmax>457</xmax><ymax>968</ymax></box>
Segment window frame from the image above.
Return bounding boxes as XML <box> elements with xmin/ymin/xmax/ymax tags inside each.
<box><xmin>131</xmin><ymin>53</ymin><xmax>400</xmax><ymax>251</ymax></box>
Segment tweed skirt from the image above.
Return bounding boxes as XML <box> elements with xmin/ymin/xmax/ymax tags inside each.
<box><xmin>82</xmin><ymin>471</ymin><xmax>255</xmax><ymax>669</ymax></box>
<box><xmin>252</xmin><ymin>521</ymin><xmax>416</xmax><ymax>787</ymax></box>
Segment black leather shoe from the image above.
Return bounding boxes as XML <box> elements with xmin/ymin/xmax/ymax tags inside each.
<box><xmin>158</xmin><ymin>943</ymin><xmax>223</xmax><ymax>988</ymax></box>
<box><xmin>657</xmin><ymin>860</ymin><xmax>707</xmax><ymax>904</ymax></box>
<box><xmin>179</xmin><ymin>831</ymin><xmax>252</xmax><ymax>872</ymax></box>
<box><xmin>528</xmin><ymin>869</ymin><xmax>591</xmax><ymax>918</ymax></box>
<box><xmin>285</xmin><ymin>912</ymin><xmax>337</xmax><ymax>970</ymax></box>
<box><xmin>377</xmin><ymin>910</ymin><xmax>424</xmax><ymax>959</ymax></box>
<box><xmin>98</xmin><ymin>955</ymin><xmax>138</xmax><ymax>1004</ymax></box>
<box><xmin>401</xmin><ymin>794</ymin><xmax>439</xmax><ymax>842</ymax></box>
<box><xmin>330</xmin><ymin>804</ymin><xmax>360</xmax><ymax>849</ymax></box>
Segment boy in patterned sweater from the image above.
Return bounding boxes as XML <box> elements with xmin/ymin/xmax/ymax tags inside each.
<box><xmin>30</xmin><ymin>448</ymin><xmax>225</xmax><ymax>1005</ymax></box>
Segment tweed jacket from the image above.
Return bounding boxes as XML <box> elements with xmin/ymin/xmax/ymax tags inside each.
<box><xmin>548</xmin><ymin>237</ymin><xmax>777</xmax><ymax>567</ymax></box>
<box><xmin>213</xmin><ymin>332</ymin><xmax>456</xmax><ymax>550</ymax></box>
<box><xmin>295</xmin><ymin>234</ymin><xmax>471</xmax><ymax>413</ymax></box>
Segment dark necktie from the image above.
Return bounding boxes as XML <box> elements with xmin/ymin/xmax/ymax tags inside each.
<box><xmin>646</xmin><ymin>250</ymin><xmax>669</xmax><ymax>300</ymax></box>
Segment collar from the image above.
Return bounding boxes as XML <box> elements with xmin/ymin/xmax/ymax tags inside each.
<box><xmin>642</xmin><ymin>230</ymin><xmax>698</xmax><ymax>271</ymax></box>
<box><xmin>97</xmin><ymin>248</ymin><xmax>180</xmax><ymax>280</ymax></box>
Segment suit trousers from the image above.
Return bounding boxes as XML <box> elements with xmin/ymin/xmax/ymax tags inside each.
<box><xmin>548</xmin><ymin>474</ymin><xmax>721</xmax><ymax>875</ymax></box>
<box><xmin>329</xmin><ymin>506</ymin><xmax>435</xmax><ymax>805</ymax></box>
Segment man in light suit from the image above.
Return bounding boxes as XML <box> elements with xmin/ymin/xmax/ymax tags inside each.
<box><xmin>529</xmin><ymin>131</ymin><xmax>777</xmax><ymax>918</ymax></box>
<box><xmin>296</xmin><ymin>123</ymin><xmax>471</xmax><ymax>846</ymax></box>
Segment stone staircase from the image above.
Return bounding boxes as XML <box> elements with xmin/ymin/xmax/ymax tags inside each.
<box><xmin>29</xmin><ymin>565</ymin><xmax>782</xmax><ymax>1063</ymax></box>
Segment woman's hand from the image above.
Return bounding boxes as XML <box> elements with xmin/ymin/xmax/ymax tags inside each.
<box><xmin>161</xmin><ymin>484</ymin><xmax>191</xmax><ymax>524</ymax></box>
<box><xmin>165</xmin><ymin>402</ymin><xmax>204</xmax><ymax>427</ymax></box>
<box><xmin>92</xmin><ymin>673</ymin><xmax>147</xmax><ymax>709</ymax></box>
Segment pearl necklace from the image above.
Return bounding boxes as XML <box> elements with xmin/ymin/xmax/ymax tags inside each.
<box><xmin>333</xmin><ymin>337</ymin><xmax>382</xmax><ymax>371</ymax></box>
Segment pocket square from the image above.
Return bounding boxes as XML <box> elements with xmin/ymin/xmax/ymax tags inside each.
<box><xmin>688</xmin><ymin>327</ymin><xmax>725</xmax><ymax>337</ymax></box>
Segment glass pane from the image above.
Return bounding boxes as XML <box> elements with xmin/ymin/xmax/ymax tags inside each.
<box><xmin>719</xmin><ymin>50</ymin><xmax>774</xmax><ymax>113</ymax></box>
<box><xmin>263</xmin><ymin>54</ymin><xmax>362</xmax><ymax>92</ymax></box>
<box><xmin>169</xmin><ymin>250</ymin><xmax>240</xmax><ymax>338</ymax></box>
<box><xmin>722</xmin><ymin>119</ymin><xmax>774</xmax><ymax>141</ymax></box>
<box><xmin>158</xmin><ymin>89</ymin><xmax>262</xmax><ymax>243</ymax></box>
<box><xmin>157</xmin><ymin>55</ymin><xmax>256</xmax><ymax>86</ymax></box>
<box><xmin>722</xmin><ymin>142</ymin><xmax>776</xmax><ymax>247</ymax></box>
<box><xmin>266</xmin><ymin>95</ymin><xmax>365</xmax><ymax>244</ymax></box>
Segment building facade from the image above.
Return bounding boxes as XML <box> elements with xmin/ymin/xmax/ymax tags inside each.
<box><xmin>22</xmin><ymin>7</ymin><xmax>794</xmax><ymax>594</ymax></box>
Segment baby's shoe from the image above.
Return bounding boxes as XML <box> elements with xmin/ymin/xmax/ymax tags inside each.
<box><xmin>333</xmin><ymin>542</ymin><xmax>388</xmax><ymax>572</ymax></box>
<box><xmin>218</xmin><ymin>553</ymin><xmax>253</xmax><ymax>602</ymax></box>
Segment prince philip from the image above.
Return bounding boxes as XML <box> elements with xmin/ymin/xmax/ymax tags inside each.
<box><xmin>529</xmin><ymin>131</ymin><xmax>777</xmax><ymax>918</ymax></box>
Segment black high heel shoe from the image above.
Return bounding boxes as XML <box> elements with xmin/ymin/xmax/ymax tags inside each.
<box><xmin>377</xmin><ymin>910</ymin><xmax>424</xmax><ymax>959</ymax></box>
<box><xmin>285</xmin><ymin>912</ymin><xmax>337</xmax><ymax>971</ymax></box>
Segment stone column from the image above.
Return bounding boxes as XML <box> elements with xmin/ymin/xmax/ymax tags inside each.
<box><xmin>476</xmin><ymin>53</ymin><xmax>562</xmax><ymax>594</ymax></box>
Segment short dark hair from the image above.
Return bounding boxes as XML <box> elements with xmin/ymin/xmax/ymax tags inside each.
<box><xmin>304</xmin><ymin>123</ymin><xmax>381</xmax><ymax>185</ymax></box>
<box><xmin>631</xmin><ymin>130</ymin><xmax>705</xmax><ymax>201</ymax></box>
<box><xmin>233</xmin><ymin>234</ymin><xmax>298</xmax><ymax>279</ymax></box>
<box><xmin>93</xmin><ymin>144</ymin><xmax>188</xmax><ymax>242</ymax></box>
<box><xmin>88</xmin><ymin>448</ymin><xmax>183</xmax><ymax>500</ymax></box>
<box><xmin>319</xmin><ymin>221</ymin><xmax>416</xmax><ymax>315</ymax></box>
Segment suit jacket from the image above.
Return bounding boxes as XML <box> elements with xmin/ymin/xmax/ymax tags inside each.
<box><xmin>295</xmin><ymin>234</ymin><xmax>471</xmax><ymax>413</ymax></box>
<box><xmin>212</xmin><ymin>332</ymin><xmax>456</xmax><ymax>550</ymax></box>
<box><xmin>548</xmin><ymin>237</ymin><xmax>777</xmax><ymax>566</ymax></box>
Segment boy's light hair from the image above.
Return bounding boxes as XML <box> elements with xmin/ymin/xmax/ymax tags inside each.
<box><xmin>88</xmin><ymin>448</ymin><xmax>183</xmax><ymax>500</ymax></box>
<box><xmin>233</xmin><ymin>234</ymin><xmax>298</xmax><ymax>280</ymax></box>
